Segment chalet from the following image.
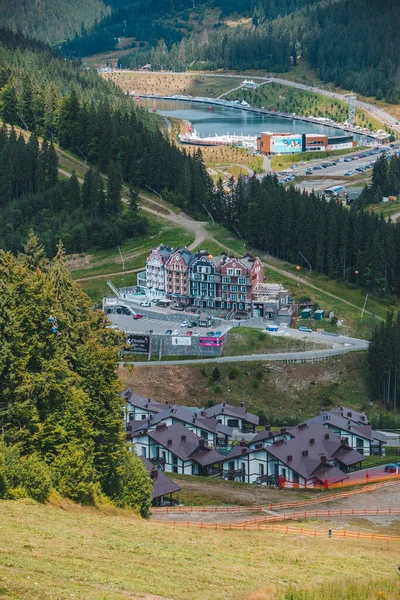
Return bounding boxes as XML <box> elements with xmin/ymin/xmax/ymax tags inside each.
<box><xmin>223</xmin><ymin>422</ymin><xmax>366</xmax><ymax>488</ymax></box>
<box><xmin>141</xmin><ymin>457</ymin><xmax>180</xmax><ymax>507</ymax></box>
<box><xmin>130</xmin><ymin>423</ymin><xmax>224</xmax><ymax>476</ymax></box>
<box><xmin>126</xmin><ymin>405</ymin><xmax>232</xmax><ymax>447</ymax></box>
<box><xmin>307</xmin><ymin>410</ymin><xmax>387</xmax><ymax>456</ymax></box>
<box><xmin>123</xmin><ymin>389</ymin><xmax>169</xmax><ymax>422</ymax></box>
<box><xmin>204</xmin><ymin>401</ymin><xmax>259</xmax><ymax>433</ymax></box>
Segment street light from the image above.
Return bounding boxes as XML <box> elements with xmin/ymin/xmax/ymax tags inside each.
<box><xmin>296</xmin><ymin>265</ymin><xmax>301</xmax><ymax>287</ymax></box>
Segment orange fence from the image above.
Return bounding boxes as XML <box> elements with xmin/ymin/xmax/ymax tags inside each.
<box><xmin>153</xmin><ymin>477</ymin><xmax>400</xmax><ymax>514</ymax></box>
<box><xmin>150</xmin><ymin>519</ymin><xmax>400</xmax><ymax>543</ymax></box>
<box><xmin>237</xmin><ymin>507</ymin><xmax>400</xmax><ymax>527</ymax></box>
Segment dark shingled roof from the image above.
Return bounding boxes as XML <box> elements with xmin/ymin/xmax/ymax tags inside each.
<box><xmin>147</xmin><ymin>423</ymin><xmax>224</xmax><ymax>466</ymax></box>
<box><xmin>307</xmin><ymin>412</ymin><xmax>386</xmax><ymax>444</ymax></box>
<box><xmin>330</xmin><ymin>406</ymin><xmax>369</xmax><ymax>424</ymax></box>
<box><xmin>140</xmin><ymin>457</ymin><xmax>180</xmax><ymax>500</ymax></box>
<box><xmin>124</xmin><ymin>390</ymin><xmax>168</xmax><ymax>414</ymax></box>
<box><xmin>204</xmin><ymin>403</ymin><xmax>259</xmax><ymax>426</ymax></box>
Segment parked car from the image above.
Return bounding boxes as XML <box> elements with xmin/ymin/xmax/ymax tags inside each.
<box><xmin>206</xmin><ymin>331</ymin><xmax>215</xmax><ymax>336</ymax></box>
<box><xmin>133</xmin><ymin>313</ymin><xmax>143</xmax><ymax>319</ymax></box>
<box><xmin>214</xmin><ymin>331</ymin><xmax>222</xmax><ymax>337</ymax></box>
<box><xmin>384</xmin><ymin>463</ymin><xmax>400</xmax><ymax>473</ymax></box>
<box><xmin>299</xmin><ymin>326</ymin><xmax>313</xmax><ymax>333</ymax></box>
<box><xmin>172</xmin><ymin>329</ymin><xmax>179</xmax><ymax>336</ymax></box>
<box><xmin>105</xmin><ymin>324</ymin><xmax>119</xmax><ymax>330</ymax></box>
<box><xmin>180</xmin><ymin>320</ymin><xmax>189</xmax><ymax>327</ymax></box>
<box><xmin>165</xmin><ymin>329</ymin><xmax>172</xmax><ymax>335</ymax></box>
<box><xmin>193</xmin><ymin>331</ymin><xmax>200</xmax><ymax>336</ymax></box>
<box><xmin>344</xmin><ymin>172</ymin><xmax>353</xmax><ymax>176</ymax></box>
<box><xmin>186</xmin><ymin>330</ymin><xmax>193</xmax><ymax>336</ymax></box>
<box><xmin>140</xmin><ymin>301</ymin><xmax>151</xmax><ymax>307</ymax></box>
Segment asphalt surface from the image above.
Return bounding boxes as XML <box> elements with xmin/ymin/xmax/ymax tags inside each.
<box><xmin>107</xmin><ymin>312</ymin><xmax>230</xmax><ymax>335</ymax></box>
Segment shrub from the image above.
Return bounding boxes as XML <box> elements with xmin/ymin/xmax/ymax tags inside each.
<box><xmin>114</xmin><ymin>451</ymin><xmax>152</xmax><ymax>517</ymax></box>
<box><xmin>52</xmin><ymin>443</ymin><xmax>98</xmax><ymax>505</ymax></box>
<box><xmin>228</xmin><ymin>366</ymin><xmax>239</xmax><ymax>380</ymax></box>
<box><xmin>211</xmin><ymin>366</ymin><xmax>221</xmax><ymax>381</ymax></box>
<box><xmin>14</xmin><ymin>454</ymin><xmax>52</xmax><ymax>502</ymax></box>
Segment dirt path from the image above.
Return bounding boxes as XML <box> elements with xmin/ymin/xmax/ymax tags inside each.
<box><xmin>390</xmin><ymin>211</ymin><xmax>400</xmax><ymax>222</ymax></box>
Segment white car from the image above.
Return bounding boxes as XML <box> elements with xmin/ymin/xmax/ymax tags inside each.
<box><xmin>140</xmin><ymin>301</ymin><xmax>151</xmax><ymax>307</ymax></box>
<box><xmin>172</xmin><ymin>329</ymin><xmax>179</xmax><ymax>336</ymax></box>
<box><xmin>180</xmin><ymin>321</ymin><xmax>189</xmax><ymax>327</ymax></box>
<box><xmin>193</xmin><ymin>331</ymin><xmax>200</xmax><ymax>336</ymax></box>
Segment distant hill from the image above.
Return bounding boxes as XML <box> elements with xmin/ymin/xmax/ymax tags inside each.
<box><xmin>0</xmin><ymin>0</ymin><xmax>109</xmax><ymax>45</ymax></box>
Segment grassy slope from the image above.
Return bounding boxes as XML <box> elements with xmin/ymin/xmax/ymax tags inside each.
<box><xmin>119</xmin><ymin>352</ymin><xmax>371</xmax><ymax>423</ymax></box>
<box><xmin>0</xmin><ymin>499</ymin><xmax>399</xmax><ymax>600</ymax></box>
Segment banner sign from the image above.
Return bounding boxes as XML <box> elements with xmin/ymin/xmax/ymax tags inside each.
<box><xmin>172</xmin><ymin>336</ymin><xmax>192</xmax><ymax>346</ymax></box>
<box><xmin>126</xmin><ymin>334</ymin><xmax>150</xmax><ymax>353</ymax></box>
<box><xmin>199</xmin><ymin>336</ymin><xmax>225</xmax><ymax>347</ymax></box>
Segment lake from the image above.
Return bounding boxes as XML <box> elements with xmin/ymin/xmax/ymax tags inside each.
<box><xmin>140</xmin><ymin>98</ymin><xmax>368</xmax><ymax>144</ymax></box>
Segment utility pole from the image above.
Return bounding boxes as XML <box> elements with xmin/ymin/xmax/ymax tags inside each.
<box><xmin>232</xmin><ymin>226</ymin><xmax>246</xmax><ymax>248</ymax></box>
<box><xmin>118</xmin><ymin>246</ymin><xmax>125</xmax><ymax>270</ymax></box>
<box><xmin>298</xmin><ymin>250</ymin><xmax>312</xmax><ymax>272</ymax></box>
<box><xmin>360</xmin><ymin>294</ymin><xmax>368</xmax><ymax>322</ymax></box>
<box><xmin>202</xmin><ymin>203</ymin><xmax>214</xmax><ymax>225</ymax></box>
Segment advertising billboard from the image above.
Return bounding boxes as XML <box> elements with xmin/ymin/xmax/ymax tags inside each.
<box><xmin>272</xmin><ymin>135</ymin><xmax>303</xmax><ymax>154</ymax></box>
<box><xmin>125</xmin><ymin>334</ymin><xmax>150</xmax><ymax>353</ymax></box>
<box><xmin>199</xmin><ymin>336</ymin><xmax>226</xmax><ymax>347</ymax></box>
<box><xmin>172</xmin><ymin>336</ymin><xmax>192</xmax><ymax>346</ymax></box>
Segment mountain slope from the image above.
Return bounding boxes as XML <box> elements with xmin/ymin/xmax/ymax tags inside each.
<box><xmin>0</xmin><ymin>0</ymin><xmax>109</xmax><ymax>45</ymax></box>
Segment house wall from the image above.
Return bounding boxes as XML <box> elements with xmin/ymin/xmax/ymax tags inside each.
<box><xmin>323</xmin><ymin>424</ymin><xmax>371</xmax><ymax>456</ymax></box>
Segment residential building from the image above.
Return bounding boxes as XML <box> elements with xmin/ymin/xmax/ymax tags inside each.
<box><xmin>145</xmin><ymin>245</ymin><xmax>173</xmax><ymax>299</ymax></box>
<box><xmin>139</xmin><ymin>246</ymin><xmax>266</xmax><ymax>312</ymax></box>
<box><xmin>123</xmin><ymin>390</ymin><xmax>170</xmax><ymax>422</ymax></box>
<box><xmin>127</xmin><ymin>405</ymin><xmax>233</xmax><ymax>447</ymax></box>
<box><xmin>222</xmin><ymin>422</ymin><xmax>366</xmax><ymax>488</ymax></box>
<box><xmin>130</xmin><ymin>423</ymin><xmax>224</xmax><ymax>476</ymax></box>
<box><xmin>252</xmin><ymin>283</ymin><xmax>291</xmax><ymax>322</ymax></box>
<box><xmin>165</xmin><ymin>247</ymin><xmax>193</xmax><ymax>304</ymax></box>
<box><xmin>190</xmin><ymin>252</ymin><xmax>219</xmax><ymax>308</ymax></box>
<box><xmin>141</xmin><ymin>457</ymin><xmax>181</xmax><ymax>506</ymax></box>
<box><xmin>203</xmin><ymin>402</ymin><xmax>259</xmax><ymax>433</ymax></box>
<box><xmin>306</xmin><ymin>410</ymin><xmax>387</xmax><ymax>456</ymax></box>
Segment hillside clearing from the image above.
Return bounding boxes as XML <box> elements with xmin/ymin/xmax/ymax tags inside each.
<box><xmin>0</xmin><ymin>500</ymin><xmax>399</xmax><ymax>600</ymax></box>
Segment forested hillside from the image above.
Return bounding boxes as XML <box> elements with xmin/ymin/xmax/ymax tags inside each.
<box><xmin>0</xmin><ymin>236</ymin><xmax>151</xmax><ymax>512</ymax></box>
<box><xmin>0</xmin><ymin>29</ymin><xmax>210</xmax><ymax>254</ymax></box>
<box><xmin>204</xmin><ymin>175</ymin><xmax>400</xmax><ymax>298</ymax></box>
<box><xmin>0</xmin><ymin>0</ymin><xmax>108</xmax><ymax>45</ymax></box>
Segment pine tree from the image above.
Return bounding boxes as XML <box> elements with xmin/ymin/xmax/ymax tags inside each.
<box><xmin>17</xmin><ymin>231</ymin><xmax>49</xmax><ymax>271</ymax></box>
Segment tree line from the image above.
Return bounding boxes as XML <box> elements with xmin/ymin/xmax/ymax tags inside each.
<box><xmin>204</xmin><ymin>175</ymin><xmax>400</xmax><ymax>298</ymax></box>
<box><xmin>0</xmin><ymin>29</ymin><xmax>210</xmax><ymax>254</ymax></box>
<box><xmin>0</xmin><ymin>235</ymin><xmax>152</xmax><ymax>513</ymax></box>
<box><xmin>368</xmin><ymin>312</ymin><xmax>400</xmax><ymax>412</ymax></box>
<box><xmin>0</xmin><ymin>126</ymin><xmax>147</xmax><ymax>256</ymax></box>
<box><xmin>354</xmin><ymin>154</ymin><xmax>400</xmax><ymax>209</ymax></box>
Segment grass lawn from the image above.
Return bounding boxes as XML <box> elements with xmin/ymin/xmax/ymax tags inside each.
<box><xmin>1</xmin><ymin>499</ymin><xmax>399</xmax><ymax>600</ymax></box>
<box><xmin>270</xmin><ymin>147</ymin><xmax>366</xmax><ymax>170</ymax></box>
<box><xmin>222</xmin><ymin>327</ymin><xmax>325</xmax><ymax>356</ymax></box>
<box><xmin>367</xmin><ymin>199</ymin><xmax>400</xmax><ymax>219</ymax></box>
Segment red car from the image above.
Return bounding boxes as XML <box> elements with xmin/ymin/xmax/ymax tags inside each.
<box><xmin>133</xmin><ymin>313</ymin><xmax>144</xmax><ymax>319</ymax></box>
<box><xmin>186</xmin><ymin>330</ymin><xmax>193</xmax><ymax>336</ymax></box>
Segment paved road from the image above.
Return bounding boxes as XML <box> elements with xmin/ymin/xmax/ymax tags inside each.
<box><xmin>124</xmin><ymin>345</ymin><xmax>367</xmax><ymax>367</ymax></box>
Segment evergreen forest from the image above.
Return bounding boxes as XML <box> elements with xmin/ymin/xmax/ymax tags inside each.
<box><xmin>0</xmin><ymin>29</ymin><xmax>210</xmax><ymax>254</ymax></box>
<box><xmin>0</xmin><ymin>235</ymin><xmax>152</xmax><ymax>513</ymax></box>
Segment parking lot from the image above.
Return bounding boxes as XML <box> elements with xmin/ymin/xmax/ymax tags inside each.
<box><xmin>107</xmin><ymin>312</ymin><xmax>230</xmax><ymax>336</ymax></box>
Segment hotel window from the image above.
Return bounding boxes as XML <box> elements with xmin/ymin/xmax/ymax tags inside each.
<box><xmin>231</xmin><ymin>293</ymin><xmax>238</xmax><ymax>300</ymax></box>
<box><xmin>222</xmin><ymin>293</ymin><xmax>227</xmax><ymax>300</ymax></box>
<box><xmin>238</xmin><ymin>277</ymin><xmax>246</xmax><ymax>285</ymax></box>
<box><xmin>222</xmin><ymin>285</ymin><xmax>228</xmax><ymax>291</ymax></box>
<box><xmin>235</xmin><ymin>269</ymin><xmax>241</xmax><ymax>275</ymax></box>
<box><xmin>227</xmin><ymin>268</ymin><xmax>234</xmax><ymax>275</ymax></box>
<box><xmin>222</xmin><ymin>276</ymin><xmax>231</xmax><ymax>284</ymax></box>
<box><xmin>231</xmin><ymin>285</ymin><xmax>238</xmax><ymax>292</ymax></box>
<box><xmin>241</xmin><ymin>286</ymin><xmax>246</xmax><ymax>292</ymax></box>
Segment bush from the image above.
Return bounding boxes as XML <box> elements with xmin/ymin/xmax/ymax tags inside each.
<box><xmin>52</xmin><ymin>443</ymin><xmax>98</xmax><ymax>505</ymax></box>
<box><xmin>211</xmin><ymin>366</ymin><xmax>221</xmax><ymax>381</ymax></box>
<box><xmin>114</xmin><ymin>451</ymin><xmax>152</xmax><ymax>517</ymax></box>
<box><xmin>15</xmin><ymin>454</ymin><xmax>52</xmax><ymax>502</ymax></box>
<box><xmin>228</xmin><ymin>366</ymin><xmax>239</xmax><ymax>380</ymax></box>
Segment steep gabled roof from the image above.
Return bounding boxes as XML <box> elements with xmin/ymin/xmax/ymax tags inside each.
<box><xmin>127</xmin><ymin>406</ymin><xmax>233</xmax><ymax>437</ymax></box>
<box><xmin>140</xmin><ymin>457</ymin><xmax>180</xmax><ymax>499</ymax></box>
<box><xmin>124</xmin><ymin>390</ymin><xmax>168</xmax><ymax>414</ymax></box>
<box><xmin>145</xmin><ymin>423</ymin><xmax>224</xmax><ymax>466</ymax></box>
<box><xmin>204</xmin><ymin>403</ymin><xmax>259</xmax><ymax>426</ymax></box>
<box><xmin>330</xmin><ymin>406</ymin><xmax>369</xmax><ymax>424</ymax></box>
<box><xmin>307</xmin><ymin>413</ymin><xmax>375</xmax><ymax>441</ymax></box>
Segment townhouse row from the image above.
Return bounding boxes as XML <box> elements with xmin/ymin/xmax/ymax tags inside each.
<box><xmin>123</xmin><ymin>390</ymin><xmax>387</xmax><ymax>490</ymax></box>
<box><xmin>141</xmin><ymin>245</ymin><xmax>266</xmax><ymax>311</ymax></box>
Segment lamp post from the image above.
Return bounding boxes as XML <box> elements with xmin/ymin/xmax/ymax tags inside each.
<box><xmin>296</xmin><ymin>265</ymin><xmax>301</xmax><ymax>287</ymax></box>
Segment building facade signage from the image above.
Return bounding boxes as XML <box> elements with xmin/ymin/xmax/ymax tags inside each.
<box><xmin>126</xmin><ymin>334</ymin><xmax>150</xmax><ymax>353</ymax></box>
